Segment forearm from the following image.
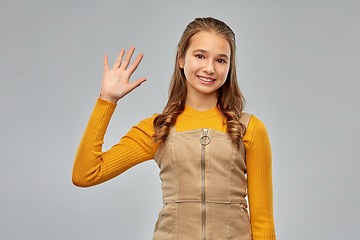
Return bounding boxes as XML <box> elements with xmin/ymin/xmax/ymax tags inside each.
<box><xmin>72</xmin><ymin>98</ymin><xmax>117</xmax><ymax>187</ymax></box>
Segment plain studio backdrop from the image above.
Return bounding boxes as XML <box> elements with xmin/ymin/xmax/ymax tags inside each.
<box><xmin>1</xmin><ymin>0</ymin><xmax>359</xmax><ymax>239</ymax></box>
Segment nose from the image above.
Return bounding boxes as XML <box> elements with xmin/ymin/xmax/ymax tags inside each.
<box><xmin>203</xmin><ymin>60</ymin><xmax>215</xmax><ymax>74</ymax></box>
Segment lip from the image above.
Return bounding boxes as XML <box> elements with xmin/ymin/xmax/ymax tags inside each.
<box><xmin>197</xmin><ymin>75</ymin><xmax>216</xmax><ymax>85</ymax></box>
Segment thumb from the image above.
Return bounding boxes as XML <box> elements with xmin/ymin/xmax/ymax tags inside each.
<box><xmin>129</xmin><ymin>78</ymin><xmax>147</xmax><ymax>90</ymax></box>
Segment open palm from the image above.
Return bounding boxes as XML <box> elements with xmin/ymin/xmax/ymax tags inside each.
<box><xmin>99</xmin><ymin>47</ymin><xmax>146</xmax><ymax>103</ymax></box>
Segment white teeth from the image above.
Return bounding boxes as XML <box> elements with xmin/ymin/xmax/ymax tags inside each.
<box><xmin>198</xmin><ymin>76</ymin><xmax>214</xmax><ymax>82</ymax></box>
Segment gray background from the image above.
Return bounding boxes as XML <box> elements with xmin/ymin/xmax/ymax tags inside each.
<box><xmin>1</xmin><ymin>0</ymin><xmax>359</xmax><ymax>239</ymax></box>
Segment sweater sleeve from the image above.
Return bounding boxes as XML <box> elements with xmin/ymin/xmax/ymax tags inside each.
<box><xmin>72</xmin><ymin>98</ymin><xmax>160</xmax><ymax>187</ymax></box>
<box><xmin>243</xmin><ymin>116</ymin><xmax>276</xmax><ymax>240</ymax></box>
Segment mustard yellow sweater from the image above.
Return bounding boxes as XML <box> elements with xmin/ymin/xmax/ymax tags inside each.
<box><xmin>72</xmin><ymin>98</ymin><xmax>276</xmax><ymax>239</ymax></box>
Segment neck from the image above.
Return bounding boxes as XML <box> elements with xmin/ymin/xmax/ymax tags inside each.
<box><xmin>185</xmin><ymin>91</ymin><xmax>218</xmax><ymax>112</ymax></box>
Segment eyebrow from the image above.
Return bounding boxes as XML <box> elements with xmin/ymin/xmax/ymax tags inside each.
<box><xmin>192</xmin><ymin>49</ymin><xmax>229</xmax><ymax>60</ymax></box>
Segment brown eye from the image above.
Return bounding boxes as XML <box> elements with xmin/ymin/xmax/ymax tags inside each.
<box><xmin>196</xmin><ymin>54</ymin><xmax>205</xmax><ymax>59</ymax></box>
<box><xmin>217</xmin><ymin>59</ymin><xmax>226</xmax><ymax>64</ymax></box>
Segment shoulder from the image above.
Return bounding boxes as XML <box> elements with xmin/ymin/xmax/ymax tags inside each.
<box><xmin>137</xmin><ymin>114</ymin><xmax>158</xmax><ymax>125</ymax></box>
<box><xmin>240</xmin><ymin>112</ymin><xmax>266</xmax><ymax>131</ymax></box>
<box><xmin>133</xmin><ymin>114</ymin><xmax>159</xmax><ymax>134</ymax></box>
<box><xmin>248</xmin><ymin>115</ymin><xmax>267</xmax><ymax>130</ymax></box>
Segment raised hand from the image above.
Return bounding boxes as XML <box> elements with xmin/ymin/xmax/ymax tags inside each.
<box><xmin>99</xmin><ymin>47</ymin><xmax>146</xmax><ymax>103</ymax></box>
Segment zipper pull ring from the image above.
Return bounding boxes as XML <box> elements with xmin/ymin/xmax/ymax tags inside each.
<box><xmin>200</xmin><ymin>129</ymin><xmax>211</xmax><ymax>146</ymax></box>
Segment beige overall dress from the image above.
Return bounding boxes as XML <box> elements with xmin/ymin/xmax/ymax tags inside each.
<box><xmin>153</xmin><ymin>113</ymin><xmax>253</xmax><ymax>240</ymax></box>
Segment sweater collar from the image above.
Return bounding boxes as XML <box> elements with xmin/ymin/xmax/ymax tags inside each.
<box><xmin>182</xmin><ymin>104</ymin><xmax>221</xmax><ymax>119</ymax></box>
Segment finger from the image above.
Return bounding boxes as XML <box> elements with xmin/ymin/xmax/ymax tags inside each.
<box><xmin>127</xmin><ymin>53</ymin><xmax>144</xmax><ymax>74</ymax></box>
<box><xmin>103</xmin><ymin>54</ymin><xmax>109</xmax><ymax>71</ymax></box>
<box><xmin>113</xmin><ymin>49</ymin><xmax>125</xmax><ymax>68</ymax></box>
<box><xmin>129</xmin><ymin>78</ymin><xmax>147</xmax><ymax>91</ymax></box>
<box><xmin>119</xmin><ymin>46</ymin><xmax>135</xmax><ymax>70</ymax></box>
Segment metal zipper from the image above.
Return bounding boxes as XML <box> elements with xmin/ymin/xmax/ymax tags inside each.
<box><xmin>200</xmin><ymin>129</ymin><xmax>210</xmax><ymax>240</ymax></box>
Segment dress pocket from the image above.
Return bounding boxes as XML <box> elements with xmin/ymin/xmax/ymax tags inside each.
<box><xmin>154</xmin><ymin>203</ymin><xmax>167</xmax><ymax>231</ymax></box>
<box><xmin>226</xmin><ymin>203</ymin><xmax>252</xmax><ymax>240</ymax></box>
<box><xmin>152</xmin><ymin>202</ymin><xmax>176</xmax><ymax>240</ymax></box>
<box><xmin>239</xmin><ymin>203</ymin><xmax>252</xmax><ymax>234</ymax></box>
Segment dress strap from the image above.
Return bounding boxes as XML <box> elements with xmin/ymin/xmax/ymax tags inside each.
<box><xmin>169</xmin><ymin>125</ymin><xmax>177</xmax><ymax>134</ymax></box>
<box><xmin>239</xmin><ymin>112</ymin><xmax>252</xmax><ymax>129</ymax></box>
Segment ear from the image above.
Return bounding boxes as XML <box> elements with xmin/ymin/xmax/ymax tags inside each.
<box><xmin>178</xmin><ymin>49</ymin><xmax>185</xmax><ymax>69</ymax></box>
<box><xmin>178</xmin><ymin>57</ymin><xmax>184</xmax><ymax>69</ymax></box>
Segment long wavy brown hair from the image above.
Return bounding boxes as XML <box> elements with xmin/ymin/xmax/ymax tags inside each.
<box><xmin>153</xmin><ymin>17</ymin><xmax>246</xmax><ymax>148</ymax></box>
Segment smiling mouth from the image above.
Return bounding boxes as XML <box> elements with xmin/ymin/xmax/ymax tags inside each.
<box><xmin>198</xmin><ymin>76</ymin><xmax>215</xmax><ymax>82</ymax></box>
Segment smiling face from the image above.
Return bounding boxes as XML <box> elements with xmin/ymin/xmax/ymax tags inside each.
<box><xmin>179</xmin><ymin>31</ymin><xmax>231</xmax><ymax>106</ymax></box>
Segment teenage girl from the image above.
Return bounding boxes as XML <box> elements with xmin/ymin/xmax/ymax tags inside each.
<box><xmin>72</xmin><ymin>17</ymin><xmax>276</xmax><ymax>240</ymax></box>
